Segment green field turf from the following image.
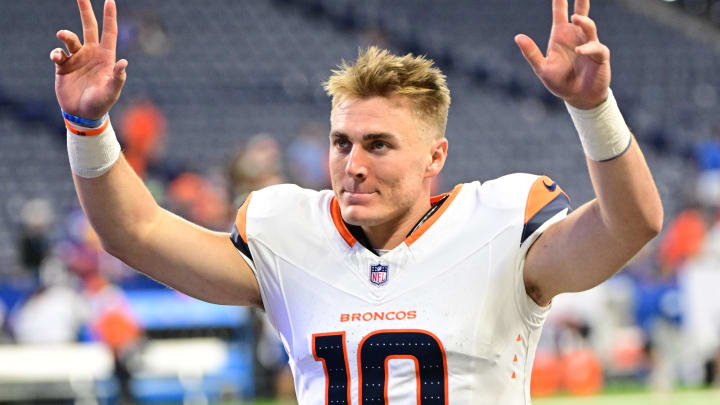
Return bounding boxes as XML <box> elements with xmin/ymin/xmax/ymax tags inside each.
<box><xmin>534</xmin><ymin>389</ymin><xmax>720</xmax><ymax>405</ymax></box>
<box><xmin>239</xmin><ymin>389</ymin><xmax>720</xmax><ymax>405</ymax></box>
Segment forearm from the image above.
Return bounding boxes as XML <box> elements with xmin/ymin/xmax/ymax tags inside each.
<box><xmin>586</xmin><ymin>139</ymin><xmax>663</xmax><ymax>243</ymax></box>
<box><xmin>72</xmin><ymin>154</ymin><xmax>163</xmax><ymax>256</ymax></box>
<box><xmin>74</xmin><ymin>158</ymin><xmax>261</xmax><ymax>306</ymax></box>
<box><xmin>565</xmin><ymin>87</ymin><xmax>662</xmax><ymax>242</ymax></box>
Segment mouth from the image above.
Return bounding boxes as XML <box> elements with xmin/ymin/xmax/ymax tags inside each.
<box><xmin>342</xmin><ymin>190</ymin><xmax>377</xmax><ymax>203</ymax></box>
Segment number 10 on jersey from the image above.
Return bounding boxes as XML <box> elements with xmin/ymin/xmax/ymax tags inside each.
<box><xmin>312</xmin><ymin>329</ymin><xmax>448</xmax><ymax>404</ymax></box>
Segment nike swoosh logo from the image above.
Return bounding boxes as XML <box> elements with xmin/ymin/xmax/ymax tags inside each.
<box><xmin>543</xmin><ymin>180</ymin><xmax>557</xmax><ymax>192</ymax></box>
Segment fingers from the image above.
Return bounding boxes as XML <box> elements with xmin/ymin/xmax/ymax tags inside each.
<box><xmin>111</xmin><ymin>59</ymin><xmax>128</xmax><ymax>91</ymax></box>
<box><xmin>514</xmin><ymin>34</ymin><xmax>545</xmax><ymax>74</ymax></box>
<box><xmin>57</xmin><ymin>30</ymin><xmax>82</xmax><ymax>54</ymax></box>
<box><xmin>575</xmin><ymin>41</ymin><xmax>609</xmax><ymax>64</ymax></box>
<box><xmin>572</xmin><ymin>14</ymin><xmax>607</xmax><ymax>63</ymax></box>
<box><xmin>77</xmin><ymin>0</ymin><xmax>99</xmax><ymax>44</ymax></box>
<box><xmin>100</xmin><ymin>0</ymin><xmax>118</xmax><ymax>52</ymax></box>
<box><xmin>50</xmin><ymin>48</ymin><xmax>69</xmax><ymax>65</ymax></box>
<box><xmin>574</xmin><ymin>0</ymin><xmax>590</xmax><ymax>16</ymax></box>
<box><xmin>571</xmin><ymin>14</ymin><xmax>598</xmax><ymax>42</ymax></box>
<box><xmin>553</xmin><ymin>0</ymin><xmax>569</xmax><ymax>26</ymax></box>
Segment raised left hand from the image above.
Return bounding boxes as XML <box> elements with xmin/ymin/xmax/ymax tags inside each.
<box><xmin>51</xmin><ymin>0</ymin><xmax>127</xmax><ymax>120</ymax></box>
<box><xmin>515</xmin><ymin>0</ymin><xmax>610</xmax><ymax>110</ymax></box>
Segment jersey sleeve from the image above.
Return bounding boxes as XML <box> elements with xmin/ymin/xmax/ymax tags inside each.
<box><xmin>516</xmin><ymin>175</ymin><xmax>571</xmax><ymax>326</ymax></box>
<box><xmin>520</xmin><ymin>175</ymin><xmax>571</xmax><ymax>248</ymax></box>
<box><xmin>230</xmin><ymin>192</ymin><xmax>254</xmax><ymax>265</ymax></box>
<box><xmin>227</xmin><ymin>183</ymin><xmax>325</xmax><ymax>335</ymax></box>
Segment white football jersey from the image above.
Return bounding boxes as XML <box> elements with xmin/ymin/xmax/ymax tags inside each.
<box><xmin>230</xmin><ymin>173</ymin><xmax>570</xmax><ymax>405</ymax></box>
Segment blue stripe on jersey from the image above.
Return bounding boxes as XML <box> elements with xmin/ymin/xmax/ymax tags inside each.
<box><xmin>521</xmin><ymin>193</ymin><xmax>571</xmax><ymax>245</ymax></box>
<box><xmin>230</xmin><ymin>224</ymin><xmax>253</xmax><ymax>261</ymax></box>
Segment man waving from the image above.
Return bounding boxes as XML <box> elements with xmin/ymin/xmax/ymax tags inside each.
<box><xmin>52</xmin><ymin>0</ymin><xmax>661</xmax><ymax>403</ymax></box>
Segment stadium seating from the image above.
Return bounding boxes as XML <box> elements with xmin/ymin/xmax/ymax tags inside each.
<box><xmin>0</xmin><ymin>0</ymin><xmax>712</xmax><ymax>276</ymax></box>
<box><xmin>1</xmin><ymin>1</ymin><xmax>719</xmax><ymax>402</ymax></box>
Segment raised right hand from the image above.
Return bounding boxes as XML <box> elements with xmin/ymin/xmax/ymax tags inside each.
<box><xmin>51</xmin><ymin>0</ymin><xmax>127</xmax><ymax>121</ymax></box>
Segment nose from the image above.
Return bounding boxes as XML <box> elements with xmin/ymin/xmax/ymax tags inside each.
<box><xmin>345</xmin><ymin>145</ymin><xmax>368</xmax><ymax>180</ymax></box>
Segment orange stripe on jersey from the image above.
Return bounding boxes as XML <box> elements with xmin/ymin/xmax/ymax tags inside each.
<box><xmin>524</xmin><ymin>176</ymin><xmax>569</xmax><ymax>225</ymax></box>
<box><xmin>235</xmin><ymin>192</ymin><xmax>253</xmax><ymax>244</ymax></box>
<box><xmin>522</xmin><ymin>176</ymin><xmax>571</xmax><ymax>244</ymax></box>
<box><xmin>405</xmin><ymin>184</ymin><xmax>463</xmax><ymax>246</ymax></box>
<box><xmin>330</xmin><ymin>197</ymin><xmax>357</xmax><ymax>247</ymax></box>
<box><xmin>64</xmin><ymin>117</ymin><xmax>110</xmax><ymax>137</ymax></box>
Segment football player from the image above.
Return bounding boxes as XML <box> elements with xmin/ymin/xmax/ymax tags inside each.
<box><xmin>51</xmin><ymin>0</ymin><xmax>662</xmax><ymax>403</ymax></box>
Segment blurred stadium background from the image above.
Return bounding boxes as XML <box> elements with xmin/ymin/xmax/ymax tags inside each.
<box><xmin>1</xmin><ymin>0</ymin><xmax>720</xmax><ymax>403</ymax></box>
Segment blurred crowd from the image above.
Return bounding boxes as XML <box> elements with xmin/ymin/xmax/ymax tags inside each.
<box><xmin>533</xmin><ymin>129</ymin><xmax>720</xmax><ymax>396</ymax></box>
<box><xmin>0</xmin><ymin>99</ymin><xmax>330</xmax><ymax>403</ymax></box>
<box><xmin>2</xmin><ymin>99</ymin><xmax>720</xmax><ymax>402</ymax></box>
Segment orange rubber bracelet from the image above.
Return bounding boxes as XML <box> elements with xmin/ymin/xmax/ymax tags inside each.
<box><xmin>64</xmin><ymin>117</ymin><xmax>110</xmax><ymax>137</ymax></box>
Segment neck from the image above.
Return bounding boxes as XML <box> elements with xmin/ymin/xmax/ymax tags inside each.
<box><xmin>361</xmin><ymin>198</ymin><xmax>433</xmax><ymax>250</ymax></box>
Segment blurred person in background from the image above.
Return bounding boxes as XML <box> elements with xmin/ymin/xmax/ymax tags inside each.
<box><xmin>119</xmin><ymin>97</ymin><xmax>166</xmax><ymax>179</ymax></box>
<box><xmin>118</xmin><ymin>97</ymin><xmax>190</xmax><ymax>210</ymax></box>
<box><xmin>17</xmin><ymin>198</ymin><xmax>55</xmax><ymax>281</ymax></box>
<box><xmin>694</xmin><ymin>128</ymin><xmax>720</xmax><ymax>213</ymax></box>
<box><xmin>115</xmin><ymin>6</ymin><xmax>170</xmax><ymax>56</ymax></box>
<box><xmin>57</xmin><ymin>207</ymin><xmax>129</xmax><ymax>283</ymax></box>
<box><xmin>227</xmin><ymin>133</ymin><xmax>285</xmax><ymax>208</ymax></box>
<box><xmin>657</xmin><ymin>200</ymin><xmax>709</xmax><ymax>275</ymax></box>
<box><xmin>649</xmin><ymin>199</ymin><xmax>712</xmax><ymax>389</ymax></box>
<box><xmin>226</xmin><ymin>133</ymin><xmax>295</xmax><ymax>401</ymax></box>
<box><xmin>8</xmin><ymin>256</ymin><xmax>89</xmax><ymax>344</ymax></box>
<box><xmin>694</xmin><ymin>125</ymin><xmax>720</xmax><ymax>173</ymax></box>
<box><xmin>286</xmin><ymin>122</ymin><xmax>331</xmax><ymax>190</ymax></box>
<box><xmin>84</xmin><ymin>274</ymin><xmax>143</xmax><ymax>404</ymax></box>
<box><xmin>622</xmin><ymin>243</ymin><xmax>684</xmax><ymax>393</ymax></box>
<box><xmin>254</xmin><ymin>312</ymin><xmax>297</xmax><ymax>403</ymax></box>
<box><xmin>680</xmin><ymin>219</ymin><xmax>720</xmax><ymax>387</ymax></box>
<box><xmin>49</xmin><ymin>0</ymin><xmax>662</xmax><ymax>403</ymax></box>
<box><xmin>167</xmin><ymin>171</ymin><xmax>231</xmax><ymax>231</ymax></box>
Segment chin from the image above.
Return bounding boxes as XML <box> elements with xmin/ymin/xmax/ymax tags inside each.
<box><xmin>341</xmin><ymin>205</ymin><xmax>384</xmax><ymax>227</ymax></box>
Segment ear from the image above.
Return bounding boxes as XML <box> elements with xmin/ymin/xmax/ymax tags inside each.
<box><xmin>425</xmin><ymin>137</ymin><xmax>448</xmax><ymax>178</ymax></box>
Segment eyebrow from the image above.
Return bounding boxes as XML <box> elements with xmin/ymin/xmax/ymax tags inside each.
<box><xmin>330</xmin><ymin>132</ymin><xmax>398</xmax><ymax>142</ymax></box>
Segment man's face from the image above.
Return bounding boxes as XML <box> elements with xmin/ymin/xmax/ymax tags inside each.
<box><xmin>329</xmin><ymin>95</ymin><xmax>443</xmax><ymax>228</ymax></box>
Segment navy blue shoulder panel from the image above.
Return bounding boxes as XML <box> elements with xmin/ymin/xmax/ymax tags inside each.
<box><xmin>520</xmin><ymin>193</ymin><xmax>570</xmax><ymax>245</ymax></box>
<box><xmin>230</xmin><ymin>223</ymin><xmax>253</xmax><ymax>262</ymax></box>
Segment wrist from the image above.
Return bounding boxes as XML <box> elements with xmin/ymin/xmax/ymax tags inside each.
<box><xmin>564</xmin><ymin>90</ymin><xmax>609</xmax><ymax>110</ymax></box>
<box><xmin>565</xmin><ymin>88</ymin><xmax>632</xmax><ymax>162</ymax></box>
<box><xmin>65</xmin><ymin>115</ymin><xmax>121</xmax><ymax>178</ymax></box>
<box><xmin>61</xmin><ymin>109</ymin><xmax>109</xmax><ymax>128</ymax></box>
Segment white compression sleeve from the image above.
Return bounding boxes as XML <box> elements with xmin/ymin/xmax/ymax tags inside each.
<box><xmin>66</xmin><ymin>118</ymin><xmax>121</xmax><ymax>178</ymax></box>
<box><xmin>565</xmin><ymin>88</ymin><xmax>632</xmax><ymax>162</ymax></box>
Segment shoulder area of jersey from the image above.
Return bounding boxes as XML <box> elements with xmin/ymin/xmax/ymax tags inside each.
<box><xmin>236</xmin><ymin>183</ymin><xmax>330</xmax><ymax>218</ymax></box>
<box><xmin>475</xmin><ymin>173</ymin><xmax>567</xmax><ymax>209</ymax></box>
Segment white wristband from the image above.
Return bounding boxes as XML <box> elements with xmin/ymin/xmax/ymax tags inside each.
<box><xmin>565</xmin><ymin>88</ymin><xmax>632</xmax><ymax>162</ymax></box>
<box><xmin>66</xmin><ymin>118</ymin><xmax>121</xmax><ymax>178</ymax></box>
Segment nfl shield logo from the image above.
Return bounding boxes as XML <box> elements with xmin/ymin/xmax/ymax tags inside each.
<box><xmin>370</xmin><ymin>263</ymin><xmax>389</xmax><ymax>286</ymax></box>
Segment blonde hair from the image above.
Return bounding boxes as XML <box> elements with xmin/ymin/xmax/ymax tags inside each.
<box><xmin>323</xmin><ymin>47</ymin><xmax>451</xmax><ymax>138</ymax></box>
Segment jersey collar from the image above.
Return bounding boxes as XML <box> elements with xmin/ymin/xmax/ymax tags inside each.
<box><xmin>329</xmin><ymin>184</ymin><xmax>463</xmax><ymax>251</ymax></box>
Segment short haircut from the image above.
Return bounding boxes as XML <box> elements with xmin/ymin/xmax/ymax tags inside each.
<box><xmin>324</xmin><ymin>47</ymin><xmax>451</xmax><ymax>138</ymax></box>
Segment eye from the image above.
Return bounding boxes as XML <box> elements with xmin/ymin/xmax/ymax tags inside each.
<box><xmin>371</xmin><ymin>141</ymin><xmax>388</xmax><ymax>151</ymax></box>
<box><xmin>333</xmin><ymin>138</ymin><xmax>351</xmax><ymax>151</ymax></box>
